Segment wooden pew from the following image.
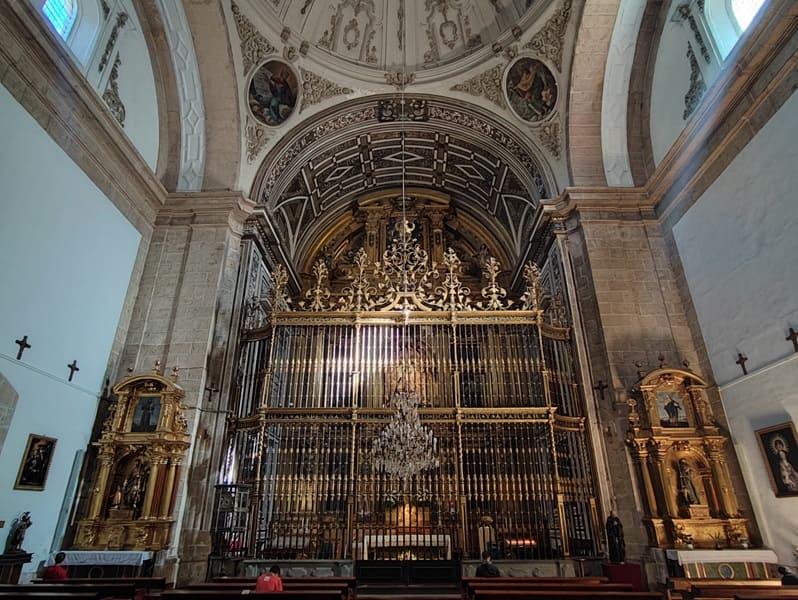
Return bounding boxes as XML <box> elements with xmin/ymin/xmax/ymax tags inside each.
<box><xmin>689</xmin><ymin>580</ymin><xmax>783</xmax><ymax>599</ymax></box>
<box><xmin>735</xmin><ymin>591</ymin><xmax>798</xmax><ymax>600</ymax></box>
<box><xmin>162</xmin><ymin>590</ymin><xmax>344</xmax><ymax>600</ymax></box>
<box><xmin>32</xmin><ymin>576</ymin><xmax>167</xmax><ymax>597</ymax></box>
<box><xmin>472</xmin><ymin>591</ymin><xmax>663</xmax><ymax>600</ymax></box>
<box><xmin>1</xmin><ymin>582</ymin><xmax>136</xmax><ymax>599</ymax></box>
<box><xmin>0</xmin><ymin>594</ymin><xmax>100</xmax><ymax>600</ymax></box>
<box><xmin>469</xmin><ymin>582</ymin><xmax>634</xmax><ymax>592</ymax></box>
<box><xmin>187</xmin><ymin>581</ymin><xmax>349</xmax><ymax>599</ymax></box>
<box><xmin>212</xmin><ymin>576</ymin><xmax>357</xmax><ymax>597</ymax></box>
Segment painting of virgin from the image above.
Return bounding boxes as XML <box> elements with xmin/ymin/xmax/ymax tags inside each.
<box><xmin>248</xmin><ymin>60</ymin><xmax>298</xmax><ymax>126</ymax></box>
<box><xmin>756</xmin><ymin>422</ymin><xmax>798</xmax><ymax>497</ymax></box>
<box><xmin>505</xmin><ymin>57</ymin><xmax>557</xmax><ymax>122</ymax></box>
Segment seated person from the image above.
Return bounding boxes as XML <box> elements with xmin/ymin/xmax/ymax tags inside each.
<box><xmin>779</xmin><ymin>566</ymin><xmax>798</xmax><ymax>585</ymax></box>
<box><xmin>256</xmin><ymin>564</ymin><xmax>284</xmax><ymax>592</ymax></box>
<box><xmin>475</xmin><ymin>550</ymin><xmax>500</xmax><ymax>577</ymax></box>
<box><xmin>42</xmin><ymin>552</ymin><xmax>68</xmax><ymax>580</ymax></box>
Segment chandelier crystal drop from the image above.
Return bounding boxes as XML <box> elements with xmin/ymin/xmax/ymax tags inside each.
<box><xmin>372</xmin><ymin>390</ymin><xmax>440</xmax><ymax>482</ymax></box>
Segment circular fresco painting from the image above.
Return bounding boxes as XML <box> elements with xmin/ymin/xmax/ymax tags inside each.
<box><xmin>248</xmin><ymin>60</ymin><xmax>299</xmax><ymax>126</ymax></box>
<box><xmin>505</xmin><ymin>57</ymin><xmax>557</xmax><ymax>122</ymax></box>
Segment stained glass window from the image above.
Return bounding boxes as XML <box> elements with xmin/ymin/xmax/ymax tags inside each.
<box><xmin>42</xmin><ymin>0</ymin><xmax>78</xmax><ymax>40</ymax></box>
<box><xmin>730</xmin><ymin>0</ymin><xmax>766</xmax><ymax>31</ymax></box>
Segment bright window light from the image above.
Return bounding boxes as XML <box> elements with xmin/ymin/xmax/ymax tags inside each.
<box><xmin>42</xmin><ymin>0</ymin><xmax>78</xmax><ymax>40</ymax></box>
<box><xmin>731</xmin><ymin>0</ymin><xmax>766</xmax><ymax>31</ymax></box>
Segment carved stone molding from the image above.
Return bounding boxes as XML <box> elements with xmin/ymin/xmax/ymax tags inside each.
<box><xmin>535</xmin><ymin>116</ymin><xmax>560</xmax><ymax>158</ymax></box>
<box><xmin>683</xmin><ymin>42</ymin><xmax>706</xmax><ymax>120</ymax></box>
<box><xmin>231</xmin><ymin>2</ymin><xmax>276</xmax><ymax>75</ymax></box>
<box><xmin>102</xmin><ymin>55</ymin><xmax>126</xmax><ymax>126</ymax></box>
<box><xmin>98</xmin><ymin>12</ymin><xmax>128</xmax><ymax>73</ymax></box>
<box><xmin>384</xmin><ymin>71</ymin><xmax>415</xmax><ymax>89</ymax></box>
<box><xmin>155</xmin><ymin>0</ymin><xmax>206</xmax><ymax>191</ymax></box>
<box><xmin>450</xmin><ymin>64</ymin><xmax>506</xmax><ymax>110</ymax></box>
<box><xmin>246</xmin><ymin>115</ymin><xmax>271</xmax><ymax>163</ymax></box>
<box><xmin>298</xmin><ymin>68</ymin><xmax>353</xmax><ymax>112</ymax></box>
<box><xmin>522</xmin><ymin>0</ymin><xmax>572</xmax><ymax>71</ymax></box>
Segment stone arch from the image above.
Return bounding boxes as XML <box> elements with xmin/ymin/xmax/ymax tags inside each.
<box><xmin>0</xmin><ymin>371</ymin><xmax>19</xmax><ymax>457</ymax></box>
<box><xmin>567</xmin><ymin>0</ymin><xmax>622</xmax><ymax>186</ymax></box>
<box><xmin>251</xmin><ymin>93</ymin><xmax>557</xmax><ymax>280</ymax></box>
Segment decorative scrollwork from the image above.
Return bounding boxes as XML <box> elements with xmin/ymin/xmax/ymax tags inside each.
<box><xmin>373</xmin><ymin>220</ymin><xmax>435</xmax><ymax>310</ymax></box>
<box><xmin>338</xmin><ymin>248</ymin><xmax>378</xmax><ymax>311</ymax></box>
<box><xmin>476</xmin><ymin>257</ymin><xmax>512</xmax><ymax>310</ymax></box>
<box><xmin>271</xmin><ymin>264</ymin><xmax>291</xmax><ymax>311</ymax></box>
<box><xmin>519</xmin><ymin>263</ymin><xmax>544</xmax><ymax>311</ymax></box>
<box><xmin>299</xmin><ymin>260</ymin><xmax>332</xmax><ymax>311</ymax></box>
<box><xmin>430</xmin><ymin>248</ymin><xmax>471</xmax><ymax>311</ymax></box>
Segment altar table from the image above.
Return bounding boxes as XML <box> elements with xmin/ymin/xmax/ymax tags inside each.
<box><xmin>361</xmin><ymin>534</ymin><xmax>452</xmax><ymax>560</ymax></box>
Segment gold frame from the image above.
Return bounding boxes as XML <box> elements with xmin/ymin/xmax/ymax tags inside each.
<box><xmin>14</xmin><ymin>433</ymin><xmax>57</xmax><ymax>491</ymax></box>
<box><xmin>755</xmin><ymin>421</ymin><xmax>798</xmax><ymax>498</ymax></box>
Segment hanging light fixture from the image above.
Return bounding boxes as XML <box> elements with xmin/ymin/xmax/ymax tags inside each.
<box><xmin>371</xmin><ymin>17</ymin><xmax>439</xmax><ymax>484</ymax></box>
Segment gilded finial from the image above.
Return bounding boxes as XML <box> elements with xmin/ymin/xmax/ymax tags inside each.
<box><xmin>171</xmin><ymin>365</ymin><xmax>180</xmax><ymax>380</ymax></box>
<box><xmin>153</xmin><ymin>360</ymin><xmax>161</xmax><ymax>374</ymax></box>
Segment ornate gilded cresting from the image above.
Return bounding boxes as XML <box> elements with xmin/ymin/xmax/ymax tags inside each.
<box><xmin>626</xmin><ymin>368</ymin><xmax>749</xmax><ymax>550</ymax></box>
<box><xmin>74</xmin><ymin>368</ymin><xmax>190</xmax><ymax>551</ymax></box>
<box><xmin>215</xmin><ymin>202</ymin><xmax>600</xmax><ymax>569</ymax></box>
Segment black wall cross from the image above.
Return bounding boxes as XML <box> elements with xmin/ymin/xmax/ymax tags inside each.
<box><xmin>592</xmin><ymin>380</ymin><xmax>609</xmax><ymax>403</ymax></box>
<box><xmin>14</xmin><ymin>335</ymin><xmax>31</xmax><ymax>360</ymax></box>
<box><xmin>67</xmin><ymin>360</ymin><xmax>80</xmax><ymax>382</ymax></box>
<box><xmin>735</xmin><ymin>352</ymin><xmax>748</xmax><ymax>376</ymax></box>
<box><xmin>786</xmin><ymin>327</ymin><xmax>798</xmax><ymax>353</ymax></box>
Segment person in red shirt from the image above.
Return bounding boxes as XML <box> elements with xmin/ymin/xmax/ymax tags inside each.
<box><xmin>255</xmin><ymin>565</ymin><xmax>283</xmax><ymax>592</ymax></box>
<box><xmin>42</xmin><ymin>552</ymin><xmax>68</xmax><ymax>580</ymax></box>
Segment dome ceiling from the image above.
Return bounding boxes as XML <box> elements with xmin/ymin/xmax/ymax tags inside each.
<box><xmin>244</xmin><ymin>0</ymin><xmax>545</xmax><ymax>81</ymax></box>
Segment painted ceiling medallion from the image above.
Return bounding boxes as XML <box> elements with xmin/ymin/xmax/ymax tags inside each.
<box><xmin>505</xmin><ymin>57</ymin><xmax>557</xmax><ymax>123</ymax></box>
<box><xmin>248</xmin><ymin>60</ymin><xmax>299</xmax><ymax>126</ymax></box>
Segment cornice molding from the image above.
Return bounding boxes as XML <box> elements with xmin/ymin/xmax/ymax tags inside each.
<box><xmin>0</xmin><ymin>1</ymin><xmax>166</xmax><ymax>234</ymax></box>
<box><xmin>157</xmin><ymin>192</ymin><xmax>255</xmax><ymax>233</ymax></box>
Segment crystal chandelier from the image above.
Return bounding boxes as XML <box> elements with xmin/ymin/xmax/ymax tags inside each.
<box><xmin>372</xmin><ymin>389</ymin><xmax>440</xmax><ymax>481</ymax></box>
<box><xmin>370</xmin><ymin>20</ymin><xmax>439</xmax><ymax>483</ymax></box>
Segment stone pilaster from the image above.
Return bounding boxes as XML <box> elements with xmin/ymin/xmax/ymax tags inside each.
<box><xmin>117</xmin><ymin>192</ymin><xmax>253</xmax><ymax>584</ymax></box>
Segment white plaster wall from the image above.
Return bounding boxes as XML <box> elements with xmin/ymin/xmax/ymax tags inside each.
<box><xmin>673</xmin><ymin>88</ymin><xmax>798</xmax><ymax>563</ymax></box>
<box><xmin>0</xmin><ymin>84</ymin><xmax>140</xmax><ymax>574</ymax></box>
<box><xmin>113</xmin><ymin>4</ymin><xmax>160</xmax><ymax>170</ymax></box>
<box><xmin>720</xmin><ymin>358</ymin><xmax>798</xmax><ymax>566</ymax></box>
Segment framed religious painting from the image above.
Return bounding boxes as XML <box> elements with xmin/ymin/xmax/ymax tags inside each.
<box><xmin>655</xmin><ymin>390</ymin><xmax>690</xmax><ymax>427</ymax></box>
<box><xmin>756</xmin><ymin>422</ymin><xmax>798</xmax><ymax>497</ymax></box>
<box><xmin>15</xmin><ymin>434</ymin><xmax>57</xmax><ymax>490</ymax></box>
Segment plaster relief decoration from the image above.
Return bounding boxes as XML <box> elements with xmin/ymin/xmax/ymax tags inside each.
<box><xmin>98</xmin><ymin>12</ymin><xmax>128</xmax><ymax>73</ymax></box>
<box><xmin>249</xmin><ymin>60</ymin><xmax>298</xmax><ymax>126</ymax></box>
<box><xmin>246</xmin><ymin>115</ymin><xmax>271</xmax><ymax>163</ymax></box>
<box><xmin>683</xmin><ymin>42</ymin><xmax>706</xmax><ymax>120</ymax></box>
<box><xmin>451</xmin><ymin>63</ymin><xmax>507</xmax><ymax>109</ymax></box>
<box><xmin>231</xmin><ymin>2</ymin><xmax>276</xmax><ymax>75</ymax></box>
<box><xmin>298</xmin><ymin>68</ymin><xmax>353</xmax><ymax>113</ymax></box>
<box><xmin>103</xmin><ymin>55</ymin><xmax>126</xmax><ymax>127</ymax></box>
<box><xmin>505</xmin><ymin>57</ymin><xmax>557</xmax><ymax>123</ymax></box>
<box><xmin>536</xmin><ymin>116</ymin><xmax>560</xmax><ymax>158</ymax></box>
<box><xmin>522</xmin><ymin>0</ymin><xmax>571</xmax><ymax>71</ymax></box>
<box><xmin>318</xmin><ymin>0</ymin><xmax>378</xmax><ymax>64</ymax></box>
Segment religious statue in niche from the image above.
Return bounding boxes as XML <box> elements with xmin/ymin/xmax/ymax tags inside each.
<box><xmin>656</xmin><ymin>391</ymin><xmax>689</xmax><ymax>427</ymax></box>
<box><xmin>505</xmin><ymin>57</ymin><xmax>557</xmax><ymax>122</ymax></box>
<box><xmin>248</xmin><ymin>60</ymin><xmax>298</xmax><ymax>126</ymax></box>
<box><xmin>677</xmin><ymin>459</ymin><xmax>702</xmax><ymax>506</ymax></box>
<box><xmin>132</xmin><ymin>395</ymin><xmax>160</xmax><ymax>432</ymax></box>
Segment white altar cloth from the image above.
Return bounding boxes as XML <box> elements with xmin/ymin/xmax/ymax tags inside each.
<box><xmin>53</xmin><ymin>550</ymin><xmax>154</xmax><ymax>566</ymax></box>
<box><xmin>665</xmin><ymin>549</ymin><xmax>778</xmax><ymax>565</ymax></box>
<box><xmin>362</xmin><ymin>534</ymin><xmax>451</xmax><ymax>560</ymax></box>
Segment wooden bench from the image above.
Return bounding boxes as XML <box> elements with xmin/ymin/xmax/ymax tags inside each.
<box><xmin>735</xmin><ymin>591</ymin><xmax>798</xmax><ymax>600</ymax></box>
<box><xmin>212</xmin><ymin>576</ymin><xmax>356</xmax><ymax>597</ymax></box>
<box><xmin>0</xmin><ymin>594</ymin><xmax>101</xmax><ymax>600</ymax></box>
<box><xmin>470</xmin><ymin>582</ymin><xmax>635</xmax><ymax>592</ymax></box>
<box><xmin>187</xmin><ymin>581</ymin><xmax>349</xmax><ymax>598</ymax></box>
<box><xmin>1</xmin><ymin>582</ymin><xmax>137</xmax><ymax>599</ymax></box>
<box><xmin>472</xmin><ymin>591</ymin><xmax>664</xmax><ymax>600</ymax></box>
<box><xmin>162</xmin><ymin>589</ymin><xmax>344</xmax><ymax>600</ymax></box>
<box><xmin>690</xmin><ymin>582</ymin><xmax>783</xmax><ymax>599</ymax></box>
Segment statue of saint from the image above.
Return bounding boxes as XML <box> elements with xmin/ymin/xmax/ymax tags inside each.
<box><xmin>678</xmin><ymin>459</ymin><xmax>701</xmax><ymax>505</ymax></box>
<box><xmin>605</xmin><ymin>511</ymin><xmax>625</xmax><ymax>563</ymax></box>
<box><xmin>4</xmin><ymin>512</ymin><xmax>32</xmax><ymax>553</ymax></box>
